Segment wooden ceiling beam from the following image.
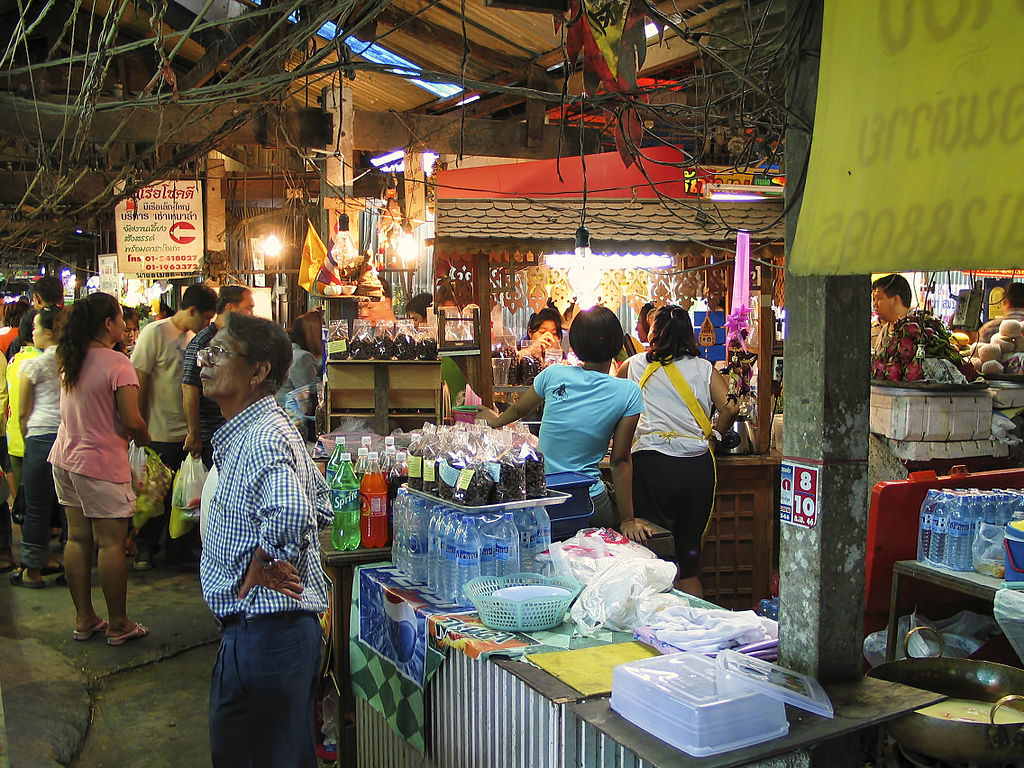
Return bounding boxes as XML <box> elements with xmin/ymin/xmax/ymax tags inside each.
<box><xmin>0</xmin><ymin>98</ymin><xmax>333</xmax><ymax>148</ymax></box>
<box><xmin>352</xmin><ymin>109</ymin><xmax>601</xmax><ymax>158</ymax></box>
<box><xmin>374</xmin><ymin>6</ymin><xmax>526</xmax><ymax>75</ymax></box>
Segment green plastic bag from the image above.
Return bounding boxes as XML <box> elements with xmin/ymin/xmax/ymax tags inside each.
<box><xmin>132</xmin><ymin>448</ymin><xmax>172</xmax><ymax>530</ymax></box>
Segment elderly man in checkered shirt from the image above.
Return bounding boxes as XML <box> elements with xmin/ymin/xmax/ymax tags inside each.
<box><xmin>197</xmin><ymin>312</ymin><xmax>331</xmax><ymax>768</ymax></box>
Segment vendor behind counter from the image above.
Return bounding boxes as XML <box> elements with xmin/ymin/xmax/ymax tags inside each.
<box><xmin>480</xmin><ymin>306</ymin><xmax>643</xmax><ymax>532</ymax></box>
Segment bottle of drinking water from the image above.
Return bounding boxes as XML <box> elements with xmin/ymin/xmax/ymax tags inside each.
<box><xmin>944</xmin><ymin>491</ymin><xmax>974</xmax><ymax>571</ymax></box>
<box><xmin>477</xmin><ymin>513</ymin><xmax>499</xmax><ymax>578</ymax></box>
<box><xmin>452</xmin><ymin>515</ymin><xmax>481</xmax><ymax>606</ymax></box>
<box><xmin>533</xmin><ymin>505</ymin><xmax>552</xmax><ymax>555</ymax></box>
<box><xmin>928</xmin><ymin>491</ymin><xmax>951</xmax><ymax>567</ymax></box>
<box><xmin>391</xmin><ymin>486</ymin><xmax>409</xmax><ymax>575</ymax></box>
<box><xmin>407</xmin><ymin>496</ymin><xmax>429</xmax><ymax>584</ymax></box>
<box><xmin>494</xmin><ymin>512</ymin><xmax>521</xmax><ymax>577</ymax></box>
<box><xmin>427</xmin><ymin>505</ymin><xmax>447</xmax><ymax>595</ymax></box>
<box><xmin>443</xmin><ymin>512</ymin><xmax>461</xmax><ymax>603</ymax></box>
<box><xmin>917</xmin><ymin>489</ymin><xmax>940</xmax><ymax>563</ymax></box>
<box><xmin>513</xmin><ymin>508</ymin><xmax>538</xmax><ymax>572</ymax></box>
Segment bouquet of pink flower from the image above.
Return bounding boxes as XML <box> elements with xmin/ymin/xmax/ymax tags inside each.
<box><xmin>871</xmin><ymin>311</ymin><xmax>979</xmax><ymax>383</ymax></box>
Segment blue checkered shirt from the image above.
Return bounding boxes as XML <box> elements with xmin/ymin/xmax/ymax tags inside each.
<box><xmin>182</xmin><ymin>322</ymin><xmax>224</xmax><ymax>446</ymax></box>
<box><xmin>200</xmin><ymin>396</ymin><xmax>331</xmax><ymax>619</ymax></box>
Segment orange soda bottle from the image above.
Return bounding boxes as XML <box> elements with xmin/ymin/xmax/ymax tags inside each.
<box><xmin>360</xmin><ymin>451</ymin><xmax>390</xmax><ymax>547</ymax></box>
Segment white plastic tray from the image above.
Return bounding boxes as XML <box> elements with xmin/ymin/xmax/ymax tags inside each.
<box><xmin>406</xmin><ymin>486</ymin><xmax>569</xmax><ymax>514</ymax></box>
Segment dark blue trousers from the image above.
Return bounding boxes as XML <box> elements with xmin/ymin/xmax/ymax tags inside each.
<box><xmin>209</xmin><ymin>611</ymin><xmax>322</xmax><ymax>768</ymax></box>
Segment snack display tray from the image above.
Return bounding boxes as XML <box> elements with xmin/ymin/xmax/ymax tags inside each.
<box><xmin>405</xmin><ymin>486</ymin><xmax>570</xmax><ymax>514</ymax></box>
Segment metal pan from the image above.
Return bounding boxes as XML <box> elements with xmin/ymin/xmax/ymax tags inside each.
<box><xmin>867</xmin><ymin>627</ymin><xmax>1024</xmax><ymax>763</ymax></box>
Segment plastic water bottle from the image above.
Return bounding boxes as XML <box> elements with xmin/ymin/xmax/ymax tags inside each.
<box><xmin>944</xmin><ymin>491</ymin><xmax>974</xmax><ymax>571</ymax></box>
<box><xmin>532</xmin><ymin>505</ymin><xmax>551</xmax><ymax>554</ymax></box>
<box><xmin>494</xmin><ymin>512</ymin><xmax>520</xmax><ymax>577</ymax></box>
<box><xmin>452</xmin><ymin>515</ymin><xmax>481</xmax><ymax>606</ymax></box>
<box><xmin>917</xmin><ymin>489</ymin><xmax>939</xmax><ymax>563</ymax></box>
<box><xmin>427</xmin><ymin>505</ymin><xmax>447</xmax><ymax>595</ymax></box>
<box><xmin>325</xmin><ymin>440</ymin><xmax>346</xmax><ymax>486</ymax></box>
<box><xmin>443</xmin><ymin>512</ymin><xmax>460</xmax><ymax>602</ymax></box>
<box><xmin>514</xmin><ymin>508</ymin><xmax>538</xmax><ymax>572</ymax></box>
<box><xmin>477</xmin><ymin>514</ymin><xmax>498</xmax><ymax>577</ymax></box>
<box><xmin>928</xmin><ymin>491</ymin><xmax>951</xmax><ymax>566</ymax></box>
<box><xmin>329</xmin><ymin>453</ymin><xmax>361</xmax><ymax>551</ymax></box>
<box><xmin>391</xmin><ymin>487</ymin><xmax>409</xmax><ymax>574</ymax></box>
<box><xmin>407</xmin><ymin>496</ymin><xmax>429</xmax><ymax>584</ymax></box>
<box><xmin>360</xmin><ymin>452</ymin><xmax>389</xmax><ymax>548</ymax></box>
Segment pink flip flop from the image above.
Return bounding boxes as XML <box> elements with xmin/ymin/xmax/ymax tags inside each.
<box><xmin>106</xmin><ymin>623</ymin><xmax>149</xmax><ymax>646</ymax></box>
<box><xmin>73</xmin><ymin>618</ymin><xmax>109</xmax><ymax>641</ymax></box>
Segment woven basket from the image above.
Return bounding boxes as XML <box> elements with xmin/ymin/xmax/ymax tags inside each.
<box><xmin>463</xmin><ymin>573</ymin><xmax>582</xmax><ymax>632</ymax></box>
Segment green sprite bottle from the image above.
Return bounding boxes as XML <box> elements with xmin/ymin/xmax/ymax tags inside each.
<box><xmin>330</xmin><ymin>452</ymin><xmax>362</xmax><ymax>551</ymax></box>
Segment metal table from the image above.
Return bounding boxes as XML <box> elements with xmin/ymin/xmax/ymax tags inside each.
<box><xmin>884</xmin><ymin>559</ymin><xmax>1001</xmax><ymax>662</ymax></box>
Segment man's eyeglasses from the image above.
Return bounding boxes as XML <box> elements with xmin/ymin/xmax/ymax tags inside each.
<box><xmin>197</xmin><ymin>344</ymin><xmax>252</xmax><ymax>367</ymax></box>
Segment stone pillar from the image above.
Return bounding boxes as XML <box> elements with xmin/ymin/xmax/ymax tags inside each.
<box><xmin>779</xmin><ymin>0</ymin><xmax>870</xmax><ymax>686</ymax></box>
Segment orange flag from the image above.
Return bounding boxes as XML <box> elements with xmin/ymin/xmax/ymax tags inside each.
<box><xmin>298</xmin><ymin>220</ymin><xmax>327</xmax><ymax>293</ymax></box>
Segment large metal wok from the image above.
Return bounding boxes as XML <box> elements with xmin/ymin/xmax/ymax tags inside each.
<box><xmin>867</xmin><ymin>628</ymin><xmax>1024</xmax><ymax>764</ymax></box>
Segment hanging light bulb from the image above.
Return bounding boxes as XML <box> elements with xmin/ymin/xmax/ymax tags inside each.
<box><xmin>568</xmin><ymin>224</ymin><xmax>602</xmax><ymax>309</ymax></box>
<box><xmin>262</xmin><ymin>233</ymin><xmax>283</xmax><ymax>259</ymax></box>
<box><xmin>333</xmin><ymin>213</ymin><xmax>359</xmax><ymax>269</ymax></box>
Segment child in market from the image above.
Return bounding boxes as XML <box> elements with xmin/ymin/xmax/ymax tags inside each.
<box><xmin>478</xmin><ymin>306</ymin><xmax>648</xmax><ymax>533</ymax></box>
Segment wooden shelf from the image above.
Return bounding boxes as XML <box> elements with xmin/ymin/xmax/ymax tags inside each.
<box><xmin>327</xmin><ymin>359</ymin><xmax>441</xmax><ymax>434</ymax></box>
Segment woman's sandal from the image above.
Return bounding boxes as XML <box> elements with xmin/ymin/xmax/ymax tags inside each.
<box><xmin>106</xmin><ymin>623</ymin><xmax>149</xmax><ymax>646</ymax></box>
<box><xmin>73</xmin><ymin>618</ymin><xmax>109</xmax><ymax>641</ymax></box>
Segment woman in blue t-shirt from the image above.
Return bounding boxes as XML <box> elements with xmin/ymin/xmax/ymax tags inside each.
<box><xmin>480</xmin><ymin>306</ymin><xmax>645</xmax><ymax>532</ymax></box>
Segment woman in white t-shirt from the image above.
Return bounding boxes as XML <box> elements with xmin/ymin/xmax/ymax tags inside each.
<box><xmin>617</xmin><ymin>305</ymin><xmax>738</xmax><ymax>597</ymax></box>
<box><xmin>10</xmin><ymin>307</ymin><xmax>64</xmax><ymax>588</ymax></box>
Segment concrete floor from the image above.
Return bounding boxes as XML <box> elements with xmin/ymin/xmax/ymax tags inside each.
<box><xmin>0</xmin><ymin>561</ymin><xmax>220</xmax><ymax>768</ymax></box>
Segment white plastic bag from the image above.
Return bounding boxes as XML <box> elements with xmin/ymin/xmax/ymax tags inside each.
<box><xmin>973</xmin><ymin>522</ymin><xmax>1006</xmax><ymax>578</ymax></box>
<box><xmin>171</xmin><ymin>455</ymin><xmax>208</xmax><ymax>511</ymax></box>
<box><xmin>570</xmin><ymin>557</ymin><xmax>677</xmax><ymax>635</ymax></box>
<box><xmin>548</xmin><ymin>527</ymin><xmax>655</xmax><ymax>586</ymax></box>
<box><xmin>128</xmin><ymin>441</ymin><xmax>147</xmax><ymax>494</ymax></box>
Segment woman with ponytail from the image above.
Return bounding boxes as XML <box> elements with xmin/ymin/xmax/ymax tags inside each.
<box><xmin>49</xmin><ymin>293</ymin><xmax>152</xmax><ymax>645</ymax></box>
<box><xmin>617</xmin><ymin>305</ymin><xmax>738</xmax><ymax>598</ymax></box>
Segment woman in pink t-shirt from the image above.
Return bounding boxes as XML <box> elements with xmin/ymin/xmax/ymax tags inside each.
<box><xmin>49</xmin><ymin>293</ymin><xmax>152</xmax><ymax>646</ymax></box>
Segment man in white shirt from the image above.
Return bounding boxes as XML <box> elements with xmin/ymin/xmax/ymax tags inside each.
<box><xmin>131</xmin><ymin>283</ymin><xmax>216</xmax><ymax>569</ymax></box>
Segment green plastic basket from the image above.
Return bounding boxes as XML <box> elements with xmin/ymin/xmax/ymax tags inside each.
<box><xmin>463</xmin><ymin>573</ymin><xmax>582</xmax><ymax>632</ymax></box>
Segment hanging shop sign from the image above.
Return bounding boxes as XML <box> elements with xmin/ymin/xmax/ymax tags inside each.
<box><xmin>114</xmin><ymin>180</ymin><xmax>204</xmax><ymax>274</ymax></box>
<box><xmin>98</xmin><ymin>253</ymin><xmax>119</xmax><ymax>295</ymax></box>
<box><xmin>791</xmin><ymin>3</ymin><xmax>1024</xmax><ymax>274</ymax></box>
<box><xmin>780</xmin><ymin>459</ymin><xmax>819</xmax><ymax>529</ymax></box>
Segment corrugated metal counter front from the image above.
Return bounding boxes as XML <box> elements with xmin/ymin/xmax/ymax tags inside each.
<box><xmin>355</xmin><ymin>651</ymin><xmax>940</xmax><ymax>768</ymax></box>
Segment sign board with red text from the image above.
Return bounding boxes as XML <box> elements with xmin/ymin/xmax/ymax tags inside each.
<box><xmin>115</xmin><ymin>180</ymin><xmax>204</xmax><ymax>274</ymax></box>
<box><xmin>780</xmin><ymin>460</ymin><xmax>820</xmax><ymax>529</ymax></box>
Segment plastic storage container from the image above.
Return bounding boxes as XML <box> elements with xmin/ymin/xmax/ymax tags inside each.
<box><xmin>610</xmin><ymin>653</ymin><xmax>789</xmax><ymax>757</ymax></box>
<box><xmin>545</xmin><ymin>471</ymin><xmax>596</xmax><ymax>541</ymax></box>
<box><xmin>869</xmin><ymin>387</ymin><xmax>992</xmax><ymax>442</ymax></box>
<box><xmin>611</xmin><ymin>650</ymin><xmax>833</xmax><ymax>758</ymax></box>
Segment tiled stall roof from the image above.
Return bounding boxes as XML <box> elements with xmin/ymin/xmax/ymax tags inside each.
<box><xmin>435</xmin><ymin>198</ymin><xmax>786</xmax><ymax>249</ymax></box>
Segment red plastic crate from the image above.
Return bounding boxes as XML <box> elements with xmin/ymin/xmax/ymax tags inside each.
<box><xmin>864</xmin><ymin>465</ymin><xmax>1024</xmax><ymax>634</ymax></box>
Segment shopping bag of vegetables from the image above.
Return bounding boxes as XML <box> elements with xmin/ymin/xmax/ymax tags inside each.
<box><xmin>169</xmin><ymin>455</ymin><xmax>207</xmax><ymax>538</ymax></box>
<box><xmin>132</xmin><ymin>448</ymin><xmax>173</xmax><ymax>530</ymax></box>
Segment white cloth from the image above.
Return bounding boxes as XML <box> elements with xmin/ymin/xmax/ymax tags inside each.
<box><xmin>648</xmin><ymin>605</ymin><xmax>778</xmax><ymax>653</ymax></box>
<box><xmin>994</xmin><ymin>588</ymin><xmax>1024</xmax><ymax>665</ymax></box>
<box><xmin>624</xmin><ymin>353</ymin><xmax>713</xmax><ymax>457</ymax></box>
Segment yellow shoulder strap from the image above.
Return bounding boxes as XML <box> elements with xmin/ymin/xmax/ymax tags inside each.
<box><xmin>639</xmin><ymin>361</ymin><xmax>713</xmax><ymax>440</ymax></box>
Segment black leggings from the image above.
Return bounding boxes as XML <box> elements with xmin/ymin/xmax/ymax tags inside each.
<box><xmin>632</xmin><ymin>450</ymin><xmax>715</xmax><ymax>578</ymax></box>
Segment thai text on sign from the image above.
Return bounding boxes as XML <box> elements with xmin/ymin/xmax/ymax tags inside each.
<box><xmin>114</xmin><ymin>180</ymin><xmax>204</xmax><ymax>274</ymax></box>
